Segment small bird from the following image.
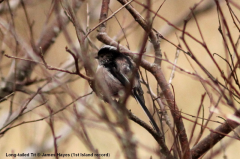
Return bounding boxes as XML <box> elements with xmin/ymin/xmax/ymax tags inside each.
<box><xmin>95</xmin><ymin>45</ymin><xmax>160</xmax><ymax>133</ymax></box>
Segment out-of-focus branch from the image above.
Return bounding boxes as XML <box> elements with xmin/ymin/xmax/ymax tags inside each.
<box><xmin>96</xmin><ymin>1</ymin><xmax>137</xmax><ymax>159</ymax></box>
<box><xmin>191</xmin><ymin>110</ymin><xmax>240</xmax><ymax>159</ymax></box>
<box><xmin>116</xmin><ymin>1</ymin><xmax>191</xmax><ymax>158</ymax></box>
<box><xmin>158</xmin><ymin>0</ymin><xmax>219</xmax><ymax>37</ymax></box>
<box><xmin>0</xmin><ymin>91</ymin><xmax>92</xmax><ymax>136</ymax></box>
<box><xmin>0</xmin><ymin>81</ymin><xmax>49</xmax><ymax>135</ymax></box>
<box><xmin>0</xmin><ymin>0</ymin><xmax>82</xmax><ymax>100</ymax></box>
<box><xmin>0</xmin><ymin>0</ymin><xmax>20</xmax><ymax>13</ymax></box>
<box><xmin>169</xmin><ymin>47</ymin><xmax>180</xmax><ymax>84</ymax></box>
<box><xmin>60</xmin><ymin>0</ymin><xmax>96</xmax><ymax>86</ymax></box>
<box><xmin>84</xmin><ymin>0</ymin><xmax>133</xmax><ymax>39</ymax></box>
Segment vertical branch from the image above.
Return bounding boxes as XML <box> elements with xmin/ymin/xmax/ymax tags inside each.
<box><xmin>48</xmin><ymin>110</ymin><xmax>59</xmax><ymax>159</ymax></box>
<box><xmin>116</xmin><ymin>0</ymin><xmax>191</xmax><ymax>158</ymax></box>
<box><xmin>99</xmin><ymin>0</ymin><xmax>110</xmax><ymax>33</ymax></box>
<box><xmin>97</xmin><ymin>1</ymin><xmax>137</xmax><ymax>159</ymax></box>
<box><xmin>60</xmin><ymin>0</ymin><xmax>96</xmax><ymax>83</ymax></box>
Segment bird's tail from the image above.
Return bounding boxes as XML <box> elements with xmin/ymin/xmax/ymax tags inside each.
<box><xmin>133</xmin><ymin>89</ymin><xmax>160</xmax><ymax>133</ymax></box>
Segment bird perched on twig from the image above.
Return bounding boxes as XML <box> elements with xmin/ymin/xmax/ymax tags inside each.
<box><xmin>94</xmin><ymin>45</ymin><xmax>160</xmax><ymax>133</ymax></box>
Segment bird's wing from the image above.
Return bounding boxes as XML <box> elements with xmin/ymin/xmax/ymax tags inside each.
<box><xmin>108</xmin><ymin>66</ymin><xmax>130</xmax><ymax>87</ymax></box>
<box><xmin>108</xmin><ymin>55</ymin><xmax>132</xmax><ymax>87</ymax></box>
<box><xmin>113</xmin><ymin>55</ymin><xmax>160</xmax><ymax>132</ymax></box>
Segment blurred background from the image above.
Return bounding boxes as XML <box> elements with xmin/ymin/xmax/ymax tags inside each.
<box><xmin>0</xmin><ymin>0</ymin><xmax>240</xmax><ymax>158</ymax></box>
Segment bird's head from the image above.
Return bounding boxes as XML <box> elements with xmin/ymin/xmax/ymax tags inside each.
<box><xmin>96</xmin><ymin>45</ymin><xmax>120</xmax><ymax>66</ymax></box>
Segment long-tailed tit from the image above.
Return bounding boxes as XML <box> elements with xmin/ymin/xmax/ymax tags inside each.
<box><xmin>95</xmin><ymin>45</ymin><xmax>159</xmax><ymax>132</ymax></box>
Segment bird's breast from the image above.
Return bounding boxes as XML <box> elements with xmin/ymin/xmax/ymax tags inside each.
<box><xmin>95</xmin><ymin>65</ymin><xmax>124</xmax><ymax>97</ymax></box>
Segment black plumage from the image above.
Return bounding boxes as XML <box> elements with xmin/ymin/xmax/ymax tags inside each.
<box><xmin>95</xmin><ymin>45</ymin><xmax>160</xmax><ymax>133</ymax></box>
